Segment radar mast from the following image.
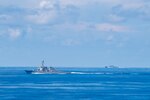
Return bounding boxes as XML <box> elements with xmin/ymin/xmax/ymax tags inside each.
<box><xmin>41</xmin><ymin>60</ymin><xmax>45</xmax><ymax>67</ymax></box>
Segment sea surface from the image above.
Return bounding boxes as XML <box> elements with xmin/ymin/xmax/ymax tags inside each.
<box><xmin>0</xmin><ymin>67</ymin><xmax>150</xmax><ymax>100</ymax></box>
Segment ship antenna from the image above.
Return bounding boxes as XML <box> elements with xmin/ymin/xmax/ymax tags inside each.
<box><xmin>42</xmin><ymin>60</ymin><xmax>44</xmax><ymax>67</ymax></box>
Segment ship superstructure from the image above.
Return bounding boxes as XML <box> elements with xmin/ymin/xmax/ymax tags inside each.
<box><xmin>25</xmin><ymin>61</ymin><xmax>68</xmax><ymax>74</ymax></box>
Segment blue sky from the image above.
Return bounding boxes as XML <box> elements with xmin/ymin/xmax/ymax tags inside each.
<box><xmin>0</xmin><ymin>0</ymin><xmax>150</xmax><ymax>67</ymax></box>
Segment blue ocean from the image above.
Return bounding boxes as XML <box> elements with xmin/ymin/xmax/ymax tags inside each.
<box><xmin>0</xmin><ymin>67</ymin><xmax>150</xmax><ymax>100</ymax></box>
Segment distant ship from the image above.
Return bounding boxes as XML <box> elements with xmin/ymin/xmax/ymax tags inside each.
<box><xmin>25</xmin><ymin>60</ymin><xmax>69</xmax><ymax>74</ymax></box>
<box><xmin>105</xmin><ymin>65</ymin><xmax>119</xmax><ymax>68</ymax></box>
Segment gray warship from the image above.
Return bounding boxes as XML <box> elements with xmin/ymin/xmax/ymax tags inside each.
<box><xmin>25</xmin><ymin>61</ymin><xmax>69</xmax><ymax>74</ymax></box>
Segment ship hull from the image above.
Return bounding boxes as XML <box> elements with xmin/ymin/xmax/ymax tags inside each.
<box><xmin>25</xmin><ymin>70</ymin><xmax>71</xmax><ymax>74</ymax></box>
<box><xmin>25</xmin><ymin>70</ymin><xmax>34</xmax><ymax>74</ymax></box>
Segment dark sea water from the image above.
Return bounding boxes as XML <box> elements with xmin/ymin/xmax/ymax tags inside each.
<box><xmin>0</xmin><ymin>67</ymin><xmax>150</xmax><ymax>100</ymax></box>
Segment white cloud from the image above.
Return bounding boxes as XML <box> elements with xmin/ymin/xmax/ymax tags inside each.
<box><xmin>58</xmin><ymin>0</ymin><xmax>136</xmax><ymax>8</ymax></box>
<box><xmin>120</xmin><ymin>1</ymin><xmax>146</xmax><ymax>10</ymax></box>
<box><xmin>59</xmin><ymin>0</ymin><xmax>149</xmax><ymax>12</ymax></box>
<box><xmin>8</xmin><ymin>28</ymin><xmax>21</xmax><ymax>39</ymax></box>
<box><xmin>27</xmin><ymin>11</ymin><xmax>56</xmax><ymax>24</ymax></box>
<box><xmin>59</xmin><ymin>0</ymin><xmax>120</xmax><ymax>8</ymax></box>
<box><xmin>52</xmin><ymin>22</ymin><xmax>126</xmax><ymax>32</ymax></box>
<box><xmin>95</xmin><ymin>23</ymin><xmax>129</xmax><ymax>32</ymax></box>
<box><xmin>26</xmin><ymin>0</ymin><xmax>58</xmax><ymax>24</ymax></box>
<box><xmin>52</xmin><ymin>22</ymin><xmax>88</xmax><ymax>31</ymax></box>
<box><xmin>0</xmin><ymin>14</ymin><xmax>13</xmax><ymax>23</ymax></box>
<box><xmin>62</xmin><ymin>39</ymin><xmax>80</xmax><ymax>46</ymax></box>
<box><xmin>106</xmin><ymin>35</ymin><xmax>114</xmax><ymax>42</ymax></box>
<box><xmin>0</xmin><ymin>0</ymin><xmax>148</xmax><ymax>10</ymax></box>
<box><xmin>24</xmin><ymin>0</ymin><xmax>149</xmax><ymax>25</ymax></box>
<box><xmin>40</xmin><ymin>0</ymin><xmax>50</xmax><ymax>8</ymax></box>
<box><xmin>0</xmin><ymin>0</ymin><xmax>144</xmax><ymax>44</ymax></box>
<box><xmin>39</xmin><ymin>0</ymin><xmax>57</xmax><ymax>9</ymax></box>
<box><xmin>0</xmin><ymin>14</ymin><xmax>11</xmax><ymax>20</ymax></box>
<box><xmin>107</xmin><ymin>14</ymin><xmax>125</xmax><ymax>22</ymax></box>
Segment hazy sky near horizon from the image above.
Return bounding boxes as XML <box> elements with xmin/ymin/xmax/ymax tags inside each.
<box><xmin>0</xmin><ymin>0</ymin><xmax>150</xmax><ymax>67</ymax></box>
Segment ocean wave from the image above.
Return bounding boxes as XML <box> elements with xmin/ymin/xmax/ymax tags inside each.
<box><xmin>20</xmin><ymin>71</ymin><xmax>150</xmax><ymax>75</ymax></box>
<box><xmin>30</xmin><ymin>71</ymin><xmax>108</xmax><ymax>75</ymax></box>
<box><xmin>69</xmin><ymin>72</ymin><xmax>115</xmax><ymax>74</ymax></box>
<box><xmin>69</xmin><ymin>72</ymin><xmax>141</xmax><ymax>75</ymax></box>
<box><xmin>1</xmin><ymin>82</ymin><xmax>150</xmax><ymax>89</ymax></box>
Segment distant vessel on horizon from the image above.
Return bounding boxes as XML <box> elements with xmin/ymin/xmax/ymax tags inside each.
<box><xmin>105</xmin><ymin>65</ymin><xmax>119</xmax><ymax>68</ymax></box>
<box><xmin>25</xmin><ymin>60</ymin><xmax>69</xmax><ymax>74</ymax></box>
